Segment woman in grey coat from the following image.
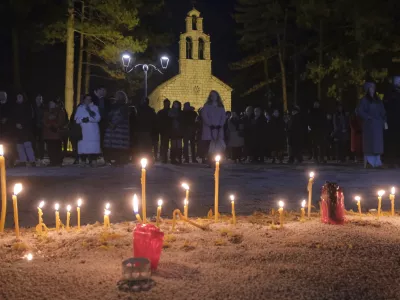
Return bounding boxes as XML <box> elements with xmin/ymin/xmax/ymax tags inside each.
<box><xmin>357</xmin><ymin>82</ymin><xmax>386</xmax><ymax>168</ymax></box>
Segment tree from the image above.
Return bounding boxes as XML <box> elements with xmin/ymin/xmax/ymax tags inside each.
<box><xmin>234</xmin><ymin>0</ymin><xmax>294</xmax><ymax>112</ymax></box>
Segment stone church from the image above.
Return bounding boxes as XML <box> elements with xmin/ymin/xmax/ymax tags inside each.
<box><xmin>149</xmin><ymin>8</ymin><xmax>232</xmax><ymax>110</ymax></box>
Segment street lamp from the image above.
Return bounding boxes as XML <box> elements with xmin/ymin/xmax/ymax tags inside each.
<box><xmin>121</xmin><ymin>53</ymin><xmax>169</xmax><ymax>98</ymax></box>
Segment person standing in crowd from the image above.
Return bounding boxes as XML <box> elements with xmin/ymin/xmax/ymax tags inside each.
<box><xmin>135</xmin><ymin>97</ymin><xmax>157</xmax><ymax>161</ymax></box>
<box><xmin>242</xmin><ymin>106</ymin><xmax>254</xmax><ymax>162</ymax></box>
<box><xmin>383</xmin><ymin>76</ymin><xmax>400</xmax><ymax>165</ymax></box>
<box><xmin>75</xmin><ymin>94</ymin><xmax>101</xmax><ymax>166</ymax></box>
<box><xmin>103</xmin><ymin>91</ymin><xmax>130</xmax><ymax>165</ymax></box>
<box><xmin>69</xmin><ymin>96</ymin><xmax>83</xmax><ymax>164</ymax></box>
<box><xmin>333</xmin><ymin>103</ymin><xmax>350</xmax><ymax>163</ymax></box>
<box><xmin>201</xmin><ymin>90</ymin><xmax>226</xmax><ymax>164</ymax></box>
<box><xmin>55</xmin><ymin>97</ymin><xmax>69</xmax><ymax>153</ymax></box>
<box><xmin>43</xmin><ymin>100</ymin><xmax>65</xmax><ymax>166</ymax></box>
<box><xmin>350</xmin><ymin>108</ymin><xmax>363</xmax><ymax>163</ymax></box>
<box><xmin>269</xmin><ymin>109</ymin><xmax>286</xmax><ymax>163</ymax></box>
<box><xmin>168</xmin><ymin>101</ymin><xmax>183</xmax><ymax>164</ymax></box>
<box><xmin>0</xmin><ymin>91</ymin><xmax>16</xmax><ymax>167</ymax></box>
<box><xmin>157</xmin><ymin>99</ymin><xmax>171</xmax><ymax>163</ymax></box>
<box><xmin>33</xmin><ymin>94</ymin><xmax>45</xmax><ymax>164</ymax></box>
<box><xmin>287</xmin><ymin>105</ymin><xmax>305</xmax><ymax>164</ymax></box>
<box><xmin>358</xmin><ymin>82</ymin><xmax>386</xmax><ymax>168</ymax></box>
<box><xmin>227</xmin><ymin>112</ymin><xmax>244</xmax><ymax>163</ymax></box>
<box><xmin>309</xmin><ymin>101</ymin><xmax>327</xmax><ymax>163</ymax></box>
<box><xmin>224</xmin><ymin>111</ymin><xmax>232</xmax><ymax>158</ymax></box>
<box><xmin>13</xmin><ymin>93</ymin><xmax>36</xmax><ymax>167</ymax></box>
<box><xmin>195</xmin><ymin>107</ymin><xmax>204</xmax><ymax>163</ymax></box>
<box><xmin>251</xmin><ymin>107</ymin><xmax>267</xmax><ymax>163</ymax></box>
<box><xmin>91</xmin><ymin>86</ymin><xmax>108</xmax><ymax>151</ymax></box>
<box><xmin>182</xmin><ymin>102</ymin><xmax>198</xmax><ymax>163</ymax></box>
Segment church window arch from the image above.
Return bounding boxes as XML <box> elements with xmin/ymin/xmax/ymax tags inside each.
<box><xmin>198</xmin><ymin>38</ymin><xmax>205</xmax><ymax>60</ymax></box>
<box><xmin>192</xmin><ymin>15</ymin><xmax>197</xmax><ymax>30</ymax></box>
<box><xmin>186</xmin><ymin>37</ymin><xmax>193</xmax><ymax>59</ymax></box>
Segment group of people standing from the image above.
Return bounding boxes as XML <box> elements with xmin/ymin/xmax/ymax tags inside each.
<box><xmin>1</xmin><ymin>79</ymin><xmax>399</xmax><ymax>169</ymax></box>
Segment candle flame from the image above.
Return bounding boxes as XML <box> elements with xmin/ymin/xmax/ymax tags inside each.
<box><xmin>301</xmin><ymin>200</ymin><xmax>306</xmax><ymax>208</ymax></box>
<box><xmin>309</xmin><ymin>172</ymin><xmax>315</xmax><ymax>179</ymax></box>
<box><xmin>38</xmin><ymin>201</ymin><xmax>45</xmax><ymax>209</ymax></box>
<box><xmin>230</xmin><ymin>194</ymin><xmax>235</xmax><ymax>202</ymax></box>
<box><xmin>104</xmin><ymin>209</ymin><xmax>111</xmax><ymax>216</ymax></box>
<box><xmin>355</xmin><ymin>196</ymin><xmax>361</xmax><ymax>202</ymax></box>
<box><xmin>67</xmin><ymin>205</ymin><xmax>71</xmax><ymax>212</ymax></box>
<box><xmin>157</xmin><ymin>199</ymin><xmax>163</xmax><ymax>207</ymax></box>
<box><xmin>25</xmin><ymin>253</ymin><xmax>33</xmax><ymax>261</ymax></box>
<box><xmin>133</xmin><ymin>194</ymin><xmax>139</xmax><ymax>213</ymax></box>
<box><xmin>13</xmin><ymin>183</ymin><xmax>22</xmax><ymax>195</ymax></box>
<box><xmin>181</xmin><ymin>183</ymin><xmax>189</xmax><ymax>190</ymax></box>
<box><xmin>105</xmin><ymin>202</ymin><xmax>110</xmax><ymax>210</ymax></box>
<box><xmin>278</xmin><ymin>200</ymin><xmax>284</xmax><ymax>208</ymax></box>
<box><xmin>378</xmin><ymin>190</ymin><xmax>385</xmax><ymax>197</ymax></box>
<box><xmin>0</xmin><ymin>144</ymin><xmax>3</xmax><ymax>156</ymax></box>
<box><xmin>184</xmin><ymin>199</ymin><xmax>188</xmax><ymax>206</ymax></box>
<box><xmin>215</xmin><ymin>155</ymin><xmax>221</xmax><ymax>162</ymax></box>
<box><xmin>77</xmin><ymin>199</ymin><xmax>82</xmax><ymax>207</ymax></box>
<box><xmin>391</xmin><ymin>187</ymin><xmax>396</xmax><ymax>195</ymax></box>
<box><xmin>140</xmin><ymin>158</ymin><xmax>148</xmax><ymax>169</ymax></box>
<box><xmin>55</xmin><ymin>203</ymin><xmax>60</xmax><ymax>211</ymax></box>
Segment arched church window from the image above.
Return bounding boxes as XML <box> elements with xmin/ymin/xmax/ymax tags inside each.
<box><xmin>192</xmin><ymin>15</ymin><xmax>197</xmax><ymax>30</ymax></box>
<box><xmin>198</xmin><ymin>38</ymin><xmax>205</xmax><ymax>60</ymax></box>
<box><xmin>186</xmin><ymin>37</ymin><xmax>193</xmax><ymax>59</ymax></box>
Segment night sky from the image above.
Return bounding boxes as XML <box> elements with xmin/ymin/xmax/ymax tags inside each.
<box><xmin>0</xmin><ymin>0</ymin><xmax>239</xmax><ymax>106</ymax></box>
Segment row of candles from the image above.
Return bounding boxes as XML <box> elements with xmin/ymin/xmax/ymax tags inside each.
<box><xmin>1</xmin><ymin>146</ymin><xmax>398</xmax><ymax>238</ymax></box>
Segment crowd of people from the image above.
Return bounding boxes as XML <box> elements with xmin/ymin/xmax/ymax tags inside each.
<box><xmin>0</xmin><ymin>79</ymin><xmax>400</xmax><ymax>169</ymax></box>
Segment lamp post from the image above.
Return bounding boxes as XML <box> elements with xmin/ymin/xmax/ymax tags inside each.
<box><xmin>121</xmin><ymin>53</ymin><xmax>169</xmax><ymax>98</ymax></box>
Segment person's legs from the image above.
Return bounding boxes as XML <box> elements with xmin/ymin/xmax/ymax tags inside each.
<box><xmin>160</xmin><ymin>134</ymin><xmax>169</xmax><ymax>163</ymax></box>
<box><xmin>183</xmin><ymin>136</ymin><xmax>190</xmax><ymax>162</ymax></box>
<box><xmin>176</xmin><ymin>139</ymin><xmax>182</xmax><ymax>164</ymax></box>
<box><xmin>23</xmin><ymin>141</ymin><xmax>36</xmax><ymax>163</ymax></box>
<box><xmin>54</xmin><ymin>140</ymin><xmax>63</xmax><ymax>165</ymax></box>
<box><xmin>16</xmin><ymin>143</ymin><xmax>27</xmax><ymax>163</ymax></box>
<box><xmin>170</xmin><ymin>140</ymin><xmax>177</xmax><ymax>163</ymax></box>
<box><xmin>190</xmin><ymin>135</ymin><xmax>196</xmax><ymax>162</ymax></box>
<box><xmin>46</xmin><ymin>140</ymin><xmax>55</xmax><ymax>165</ymax></box>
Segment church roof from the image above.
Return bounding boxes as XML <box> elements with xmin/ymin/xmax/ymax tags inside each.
<box><xmin>187</xmin><ymin>8</ymin><xmax>201</xmax><ymax>17</ymax></box>
<box><xmin>212</xmin><ymin>75</ymin><xmax>233</xmax><ymax>92</ymax></box>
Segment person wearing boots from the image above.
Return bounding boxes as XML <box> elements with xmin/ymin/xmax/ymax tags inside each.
<box><xmin>269</xmin><ymin>109</ymin><xmax>286</xmax><ymax>163</ymax></box>
<box><xmin>251</xmin><ymin>107</ymin><xmax>267</xmax><ymax>163</ymax></box>
<box><xmin>169</xmin><ymin>101</ymin><xmax>183</xmax><ymax>164</ymax></box>
<box><xmin>181</xmin><ymin>102</ymin><xmax>198</xmax><ymax>163</ymax></box>
<box><xmin>157</xmin><ymin>99</ymin><xmax>171</xmax><ymax>163</ymax></box>
<box><xmin>287</xmin><ymin>106</ymin><xmax>305</xmax><ymax>164</ymax></box>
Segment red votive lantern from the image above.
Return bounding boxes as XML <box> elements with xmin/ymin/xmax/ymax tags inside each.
<box><xmin>320</xmin><ymin>182</ymin><xmax>345</xmax><ymax>225</ymax></box>
<box><xmin>133</xmin><ymin>224</ymin><xmax>164</xmax><ymax>270</ymax></box>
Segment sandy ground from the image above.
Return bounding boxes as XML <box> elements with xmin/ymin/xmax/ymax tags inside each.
<box><xmin>1</xmin><ymin>213</ymin><xmax>400</xmax><ymax>300</ymax></box>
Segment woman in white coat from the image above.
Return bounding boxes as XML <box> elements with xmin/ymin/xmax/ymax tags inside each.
<box><xmin>75</xmin><ymin>94</ymin><xmax>101</xmax><ymax>165</ymax></box>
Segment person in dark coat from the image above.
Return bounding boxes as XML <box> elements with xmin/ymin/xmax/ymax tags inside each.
<box><xmin>181</xmin><ymin>102</ymin><xmax>198</xmax><ymax>163</ymax></box>
<box><xmin>287</xmin><ymin>106</ymin><xmax>305</xmax><ymax>163</ymax></box>
<box><xmin>169</xmin><ymin>101</ymin><xmax>183</xmax><ymax>164</ymax></box>
<box><xmin>350</xmin><ymin>109</ymin><xmax>363</xmax><ymax>162</ymax></box>
<box><xmin>13</xmin><ymin>93</ymin><xmax>36</xmax><ymax>166</ymax></box>
<box><xmin>195</xmin><ymin>108</ymin><xmax>204</xmax><ymax>162</ymax></box>
<box><xmin>43</xmin><ymin>100</ymin><xmax>66</xmax><ymax>166</ymax></box>
<box><xmin>227</xmin><ymin>112</ymin><xmax>244</xmax><ymax>162</ymax></box>
<box><xmin>135</xmin><ymin>97</ymin><xmax>157</xmax><ymax>161</ymax></box>
<box><xmin>0</xmin><ymin>91</ymin><xmax>16</xmax><ymax>166</ymax></box>
<box><xmin>383</xmin><ymin>76</ymin><xmax>400</xmax><ymax>164</ymax></box>
<box><xmin>357</xmin><ymin>82</ymin><xmax>386</xmax><ymax>168</ymax></box>
<box><xmin>156</xmin><ymin>99</ymin><xmax>171</xmax><ymax>163</ymax></box>
<box><xmin>103</xmin><ymin>91</ymin><xmax>130</xmax><ymax>165</ymax></box>
<box><xmin>242</xmin><ymin>106</ymin><xmax>254</xmax><ymax>162</ymax></box>
<box><xmin>333</xmin><ymin>103</ymin><xmax>350</xmax><ymax>163</ymax></box>
<box><xmin>251</xmin><ymin>107</ymin><xmax>267</xmax><ymax>163</ymax></box>
<box><xmin>309</xmin><ymin>101</ymin><xmax>327</xmax><ymax>163</ymax></box>
<box><xmin>91</xmin><ymin>86</ymin><xmax>108</xmax><ymax>152</ymax></box>
<box><xmin>33</xmin><ymin>94</ymin><xmax>45</xmax><ymax>162</ymax></box>
<box><xmin>269</xmin><ymin>109</ymin><xmax>286</xmax><ymax>163</ymax></box>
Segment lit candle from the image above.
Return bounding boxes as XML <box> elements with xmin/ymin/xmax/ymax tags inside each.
<box><xmin>0</xmin><ymin>145</ymin><xmax>7</xmax><ymax>233</ymax></box>
<box><xmin>307</xmin><ymin>172</ymin><xmax>315</xmax><ymax>218</ymax></box>
<box><xmin>37</xmin><ymin>201</ymin><xmax>45</xmax><ymax>233</ymax></box>
<box><xmin>377</xmin><ymin>190</ymin><xmax>385</xmax><ymax>219</ymax></box>
<box><xmin>182</xmin><ymin>182</ymin><xmax>190</xmax><ymax>204</ymax></box>
<box><xmin>133</xmin><ymin>194</ymin><xmax>142</xmax><ymax>223</ymax></box>
<box><xmin>55</xmin><ymin>203</ymin><xmax>61</xmax><ymax>232</ymax></box>
<box><xmin>156</xmin><ymin>199</ymin><xmax>163</xmax><ymax>227</ymax></box>
<box><xmin>12</xmin><ymin>183</ymin><xmax>22</xmax><ymax>239</ymax></box>
<box><xmin>278</xmin><ymin>200</ymin><xmax>284</xmax><ymax>228</ymax></box>
<box><xmin>104</xmin><ymin>203</ymin><xmax>111</xmax><ymax>229</ymax></box>
<box><xmin>355</xmin><ymin>196</ymin><xmax>362</xmax><ymax>218</ymax></box>
<box><xmin>301</xmin><ymin>200</ymin><xmax>306</xmax><ymax>222</ymax></box>
<box><xmin>390</xmin><ymin>187</ymin><xmax>396</xmax><ymax>217</ymax></box>
<box><xmin>66</xmin><ymin>205</ymin><xmax>71</xmax><ymax>231</ymax></box>
<box><xmin>230</xmin><ymin>195</ymin><xmax>236</xmax><ymax>225</ymax></box>
<box><xmin>183</xmin><ymin>199</ymin><xmax>189</xmax><ymax>219</ymax></box>
<box><xmin>77</xmin><ymin>199</ymin><xmax>82</xmax><ymax>230</ymax></box>
<box><xmin>214</xmin><ymin>155</ymin><xmax>221</xmax><ymax>222</ymax></box>
<box><xmin>24</xmin><ymin>253</ymin><xmax>33</xmax><ymax>261</ymax></box>
<box><xmin>140</xmin><ymin>158</ymin><xmax>147</xmax><ymax>223</ymax></box>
